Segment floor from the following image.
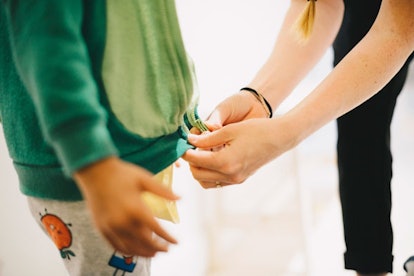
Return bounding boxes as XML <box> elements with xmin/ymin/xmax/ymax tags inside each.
<box><xmin>1</xmin><ymin>1</ymin><xmax>414</xmax><ymax>276</ymax></box>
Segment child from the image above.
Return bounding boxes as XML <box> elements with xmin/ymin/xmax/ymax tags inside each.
<box><xmin>0</xmin><ymin>1</ymin><xmax>203</xmax><ymax>275</ymax></box>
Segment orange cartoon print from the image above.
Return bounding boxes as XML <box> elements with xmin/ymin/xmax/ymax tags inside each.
<box><xmin>40</xmin><ymin>209</ymin><xmax>75</xmax><ymax>260</ymax></box>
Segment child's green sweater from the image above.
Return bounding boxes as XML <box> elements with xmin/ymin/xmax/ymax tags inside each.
<box><xmin>0</xmin><ymin>0</ymin><xmax>196</xmax><ymax>200</ymax></box>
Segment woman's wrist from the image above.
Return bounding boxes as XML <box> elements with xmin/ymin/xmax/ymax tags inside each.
<box><xmin>267</xmin><ymin>114</ymin><xmax>304</xmax><ymax>156</ymax></box>
<box><xmin>240</xmin><ymin>87</ymin><xmax>273</xmax><ymax>118</ymax></box>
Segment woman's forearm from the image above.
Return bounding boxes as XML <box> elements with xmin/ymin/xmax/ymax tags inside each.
<box><xmin>282</xmin><ymin>0</ymin><xmax>414</xmax><ymax>146</ymax></box>
<box><xmin>249</xmin><ymin>0</ymin><xmax>344</xmax><ymax>110</ymax></box>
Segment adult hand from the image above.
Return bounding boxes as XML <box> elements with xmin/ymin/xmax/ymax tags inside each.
<box><xmin>184</xmin><ymin>90</ymin><xmax>277</xmax><ymax>188</ymax></box>
<box><xmin>74</xmin><ymin>157</ymin><xmax>179</xmax><ymax>257</ymax></box>
<box><xmin>183</xmin><ymin>117</ymin><xmax>298</xmax><ymax>188</ymax></box>
<box><xmin>203</xmin><ymin>91</ymin><xmax>271</xmax><ymax>131</ymax></box>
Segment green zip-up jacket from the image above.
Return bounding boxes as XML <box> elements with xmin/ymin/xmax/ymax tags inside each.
<box><xmin>0</xmin><ymin>0</ymin><xmax>196</xmax><ymax>200</ymax></box>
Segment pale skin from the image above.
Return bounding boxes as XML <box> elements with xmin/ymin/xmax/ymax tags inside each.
<box><xmin>183</xmin><ymin>0</ymin><xmax>414</xmax><ymax>186</ymax></box>
<box><xmin>183</xmin><ymin>0</ymin><xmax>413</xmax><ymax>274</ymax></box>
<box><xmin>74</xmin><ymin>157</ymin><xmax>178</xmax><ymax>257</ymax></box>
<box><xmin>75</xmin><ymin>0</ymin><xmax>413</xmax><ymax>266</ymax></box>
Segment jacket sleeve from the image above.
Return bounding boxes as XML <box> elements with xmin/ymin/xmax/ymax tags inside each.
<box><xmin>3</xmin><ymin>0</ymin><xmax>118</xmax><ymax>175</ymax></box>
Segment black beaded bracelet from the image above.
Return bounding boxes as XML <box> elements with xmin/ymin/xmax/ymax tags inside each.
<box><xmin>240</xmin><ymin>87</ymin><xmax>273</xmax><ymax>118</ymax></box>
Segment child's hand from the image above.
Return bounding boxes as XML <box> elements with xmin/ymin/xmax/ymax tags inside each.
<box><xmin>74</xmin><ymin>157</ymin><xmax>179</xmax><ymax>257</ymax></box>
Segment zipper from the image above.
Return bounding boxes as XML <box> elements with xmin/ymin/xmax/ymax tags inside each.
<box><xmin>183</xmin><ymin>106</ymin><xmax>209</xmax><ymax>133</ymax></box>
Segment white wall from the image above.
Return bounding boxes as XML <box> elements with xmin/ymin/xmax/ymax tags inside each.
<box><xmin>1</xmin><ymin>1</ymin><xmax>414</xmax><ymax>275</ymax></box>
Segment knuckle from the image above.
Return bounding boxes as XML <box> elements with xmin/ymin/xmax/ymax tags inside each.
<box><xmin>219</xmin><ymin>163</ymin><xmax>233</xmax><ymax>175</ymax></box>
<box><xmin>222</xmin><ymin>164</ymin><xmax>248</xmax><ymax>184</ymax></box>
<box><xmin>231</xmin><ymin>175</ymin><xmax>246</xmax><ymax>184</ymax></box>
<box><xmin>200</xmin><ymin>182</ymin><xmax>210</xmax><ymax>189</ymax></box>
<box><xmin>222</xmin><ymin>164</ymin><xmax>242</xmax><ymax>178</ymax></box>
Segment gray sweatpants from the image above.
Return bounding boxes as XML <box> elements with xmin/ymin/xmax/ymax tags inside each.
<box><xmin>27</xmin><ymin>197</ymin><xmax>151</xmax><ymax>276</ymax></box>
